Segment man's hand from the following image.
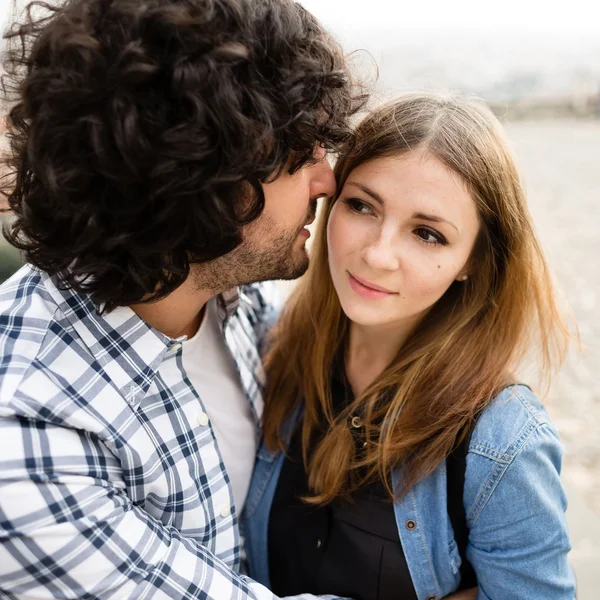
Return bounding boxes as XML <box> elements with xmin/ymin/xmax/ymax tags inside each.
<box><xmin>444</xmin><ymin>588</ymin><xmax>478</xmax><ymax>600</ymax></box>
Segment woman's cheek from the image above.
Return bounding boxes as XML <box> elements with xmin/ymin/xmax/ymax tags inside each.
<box><xmin>405</xmin><ymin>250</ymin><xmax>454</xmax><ymax>296</ymax></box>
<box><xmin>329</xmin><ymin>211</ymin><xmax>362</xmax><ymax>259</ymax></box>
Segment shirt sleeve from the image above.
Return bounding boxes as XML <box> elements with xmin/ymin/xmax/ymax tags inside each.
<box><xmin>0</xmin><ymin>413</ymin><xmax>339</xmax><ymax>600</ymax></box>
<box><xmin>466</xmin><ymin>422</ymin><xmax>576</xmax><ymax>600</ymax></box>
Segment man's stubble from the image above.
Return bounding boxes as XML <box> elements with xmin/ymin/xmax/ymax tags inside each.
<box><xmin>192</xmin><ymin>202</ymin><xmax>317</xmax><ymax>294</ymax></box>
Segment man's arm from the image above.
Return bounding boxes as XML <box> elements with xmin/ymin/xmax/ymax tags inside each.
<box><xmin>0</xmin><ymin>414</ymin><xmax>328</xmax><ymax>600</ymax></box>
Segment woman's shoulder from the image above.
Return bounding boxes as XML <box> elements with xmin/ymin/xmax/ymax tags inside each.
<box><xmin>464</xmin><ymin>384</ymin><xmax>566</xmax><ymax>531</ymax></box>
<box><xmin>468</xmin><ymin>383</ymin><xmax>559</xmax><ymax>464</ymax></box>
<box><xmin>462</xmin><ymin>386</ymin><xmax>572</xmax><ymax>598</ymax></box>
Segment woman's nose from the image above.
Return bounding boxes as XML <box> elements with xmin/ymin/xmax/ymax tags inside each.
<box><xmin>361</xmin><ymin>235</ymin><xmax>400</xmax><ymax>272</ymax></box>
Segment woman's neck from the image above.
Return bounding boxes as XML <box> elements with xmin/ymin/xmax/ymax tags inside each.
<box><xmin>345</xmin><ymin>319</ymin><xmax>417</xmax><ymax>397</ymax></box>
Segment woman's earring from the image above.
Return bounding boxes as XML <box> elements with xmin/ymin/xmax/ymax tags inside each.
<box><xmin>458</xmin><ymin>274</ymin><xmax>468</xmax><ymax>281</ymax></box>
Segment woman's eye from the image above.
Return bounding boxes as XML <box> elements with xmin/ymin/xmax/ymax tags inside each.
<box><xmin>415</xmin><ymin>227</ymin><xmax>446</xmax><ymax>245</ymax></box>
<box><xmin>343</xmin><ymin>198</ymin><xmax>372</xmax><ymax>215</ymax></box>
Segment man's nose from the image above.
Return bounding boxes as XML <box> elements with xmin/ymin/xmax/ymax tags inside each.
<box><xmin>310</xmin><ymin>149</ymin><xmax>337</xmax><ymax>200</ymax></box>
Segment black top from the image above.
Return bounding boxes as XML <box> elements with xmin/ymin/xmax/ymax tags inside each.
<box><xmin>268</xmin><ymin>370</ymin><xmax>418</xmax><ymax>600</ymax></box>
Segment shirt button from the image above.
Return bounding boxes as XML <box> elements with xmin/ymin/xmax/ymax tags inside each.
<box><xmin>219</xmin><ymin>504</ymin><xmax>231</xmax><ymax>518</ymax></box>
<box><xmin>197</xmin><ymin>412</ymin><xmax>209</xmax><ymax>427</ymax></box>
<box><xmin>405</xmin><ymin>519</ymin><xmax>417</xmax><ymax>530</ymax></box>
<box><xmin>426</xmin><ymin>596</ymin><xmax>436</xmax><ymax>600</ymax></box>
<box><xmin>316</xmin><ymin>539</ymin><xmax>322</xmax><ymax>548</ymax></box>
<box><xmin>168</xmin><ymin>342</ymin><xmax>182</xmax><ymax>355</ymax></box>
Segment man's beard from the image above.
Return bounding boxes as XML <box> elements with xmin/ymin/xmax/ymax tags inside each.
<box><xmin>193</xmin><ymin>201</ymin><xmax>317</xmax><ymax>293</ymax></box>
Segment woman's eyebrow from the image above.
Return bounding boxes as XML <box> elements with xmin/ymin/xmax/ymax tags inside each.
<box><xmin>345</xmin><ymin>181</ymin><xmax>385</xmax><ymax>205</ymax></box>
<box><xmin>413</xmin><ymin>212</ymin><xmax>458</xmax><ymax>233</ymax></box>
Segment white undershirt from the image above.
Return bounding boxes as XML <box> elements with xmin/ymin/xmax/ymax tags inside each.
<box><xmin>182</xmin><ymin>298</ymin><xmax>257</xmax><ymax>512</ymax></box>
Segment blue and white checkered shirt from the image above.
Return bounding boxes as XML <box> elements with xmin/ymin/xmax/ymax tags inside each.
<box><xmin>0</xmin><ymin>264</ymin><xmax>302</xmax><ymax>600</ymax></box>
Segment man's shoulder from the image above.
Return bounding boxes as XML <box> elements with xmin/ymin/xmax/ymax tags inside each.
<box><xmin>0</xmin><ymin>265</ymin><xmax>66</xmax><ymax>405</ymax></box>
<box><xmin>0</xmin><ymin>266</ymin><xmax>152</xmax><ymax>433</ymax></box>
<box><xmin>1</xmin><ymin>263</ymin><xmax>50</xmax><ymax>308</ymax></box>
<box><xmin>0</xmin><ymin>264</ymin><xmax>60</xmax><ymax>349</ymax></box>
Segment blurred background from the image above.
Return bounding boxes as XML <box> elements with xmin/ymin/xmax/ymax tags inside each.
<box><xmin>1</xmin><ymin>0</ymin><xmax>599</xmax><ymax>595</ymax></box>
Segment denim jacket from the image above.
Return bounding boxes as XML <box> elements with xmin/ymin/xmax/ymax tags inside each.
<box><xmin>242</xmin><ymin>385</ymin><xmax>576</xmax><ymax>600</ymax></box>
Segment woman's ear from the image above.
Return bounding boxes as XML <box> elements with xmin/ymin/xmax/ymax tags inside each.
<box><xmin>456</xmin><ymin>251</ymin><xmax>477</xmax><ymax>283</ymax></box>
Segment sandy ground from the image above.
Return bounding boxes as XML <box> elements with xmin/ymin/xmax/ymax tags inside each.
<box><xmin>500</xmin><ymin>120</ymin><xmax>600</xmax><ymax>599</ymax></box>
<box><xmin>503</xmin><ymin>120</ymin><xmax>600</xmax><ymax>516</ymax></box>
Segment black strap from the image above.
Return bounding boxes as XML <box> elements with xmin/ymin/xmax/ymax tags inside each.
<box><xmin>446</xmin><ymin>432</ymin><xmax>477</xmax><ymax>589</ymax></box>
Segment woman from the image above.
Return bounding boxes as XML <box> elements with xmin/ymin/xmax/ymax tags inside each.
<box><xmin>242</xmin><ymin>93</ymin><xmax>575</xmax><ymax>600</ymax></box>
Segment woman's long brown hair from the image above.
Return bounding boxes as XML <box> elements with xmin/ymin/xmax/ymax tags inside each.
<box><xmin>263</xmin><ymin>92</ymin><xmax>571</xmax><ymax>503</ymax></box>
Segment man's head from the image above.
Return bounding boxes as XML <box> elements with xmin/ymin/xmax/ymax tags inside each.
<box><xmin>196</xmin><ymin>145</ymin><xmax>334</xmax><ymax>294</ymax></box>
<box><xmin>2</xmin><ymin>0</ymin><xmax>365</xmax><ymax>310</ymax></box>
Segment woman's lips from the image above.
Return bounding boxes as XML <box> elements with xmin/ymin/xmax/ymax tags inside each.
<box><xmin>348</xmin><ymin>272</ymin><xmax>398</xmax><ymax>299</ymax></box>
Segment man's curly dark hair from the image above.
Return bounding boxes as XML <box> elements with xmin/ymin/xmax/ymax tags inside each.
<box><xmin>1</xmin><ymin>0</ymin><xmax>366</xmax><ymax>311</ymax></box>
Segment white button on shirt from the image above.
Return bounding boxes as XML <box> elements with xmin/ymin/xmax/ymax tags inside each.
<box><xmin>220</xmin><ymin>504</ymin><xmax>231</xmax><ymax>518</ymax></box>
<box><xmin>197</xmin><ymin>411</ymin><xmax>209</xmax><ymax>427</ymax></box>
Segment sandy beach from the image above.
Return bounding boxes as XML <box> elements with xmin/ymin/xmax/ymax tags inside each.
<box><xmin>504</xmin><ymin>120</ymin><xmax>600</xmax><ymax>516</ymax></box>
<box><xmin>501</xmin><ymin>119</ymin><xmax>600</xmax><ymax>599</ymax></box>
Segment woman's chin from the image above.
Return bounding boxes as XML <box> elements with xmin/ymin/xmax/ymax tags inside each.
<box><xmin>339</xmin><ymin>299</ymin><xmax>392</xmax><ymax>328</ymax></box>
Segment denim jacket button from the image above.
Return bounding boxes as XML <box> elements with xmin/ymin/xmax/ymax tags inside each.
<box><xmin>405</xmin><ymin>519</ymin><xmax>417</xmax><ymax>530</ymax></box>
<box><xmin>426</xmin><ymin>596</ymin><xmax>436</xmax><ymax>600</ymax></box>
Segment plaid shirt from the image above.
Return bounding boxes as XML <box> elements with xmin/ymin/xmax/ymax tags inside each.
<box><xmin>0</xmin><ymin>265</ymin><xmax>302</xmax><ymax>600</ymax></box>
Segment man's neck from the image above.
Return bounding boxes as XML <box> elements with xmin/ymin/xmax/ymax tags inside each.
<box><xmin>130</xmin><ymin>276</ymin><xmax>215</xmax><ymax>339</ymax></box>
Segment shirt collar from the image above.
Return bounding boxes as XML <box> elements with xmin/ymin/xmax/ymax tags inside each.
<box><xmin>42</xmin><ymin>271</ymin><xmax>240</xmax><ymax>405</ymax></box>
<box><xmin>217</xmin><ymin>287</ymin><xmax>240</xmax><ymax>321</ymax></box>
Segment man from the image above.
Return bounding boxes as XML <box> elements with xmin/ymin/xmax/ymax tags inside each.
<box><xmin>0</xmin><ymin>0</ymin><xmax>364</xmax><ymax>597</ymax></box>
